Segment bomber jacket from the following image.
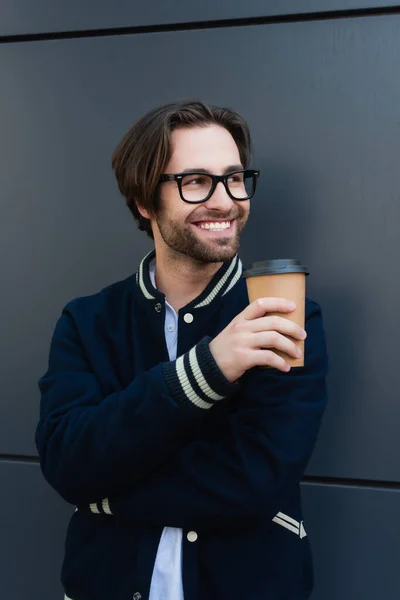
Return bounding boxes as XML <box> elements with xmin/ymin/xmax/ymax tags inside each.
<box><xmin>36</xmin><ymin>249</ymin><xmax>329</xmax><ymax>600</ymax></box>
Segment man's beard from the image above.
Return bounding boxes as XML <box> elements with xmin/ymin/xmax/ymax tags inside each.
<box><xmin>154</xmin><ymin>209</ymin><xmax>247</xmax><ymax>264</ymax></box>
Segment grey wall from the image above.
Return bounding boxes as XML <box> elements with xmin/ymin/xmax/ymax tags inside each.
<box><xmin>1</xmin><ymin>2</ymin><xmax>400</xmax><ymax>599</ymax></box>
<box><xmin>1</xmin><ymin>0</ymin><xmax>400</xmax><ymax>36</ymax></box>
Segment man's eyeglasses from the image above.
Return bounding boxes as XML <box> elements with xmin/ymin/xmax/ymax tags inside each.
<box><xmin>158</xmin><ymin>169</ymin><xmax>260</xmax><ymax>204</ymax></box>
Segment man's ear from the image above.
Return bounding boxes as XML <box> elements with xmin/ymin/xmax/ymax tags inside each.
<box><xmin>135</xmin><ymin>200</ymin><xmax>152</xmax><ymax>221</ymax></box>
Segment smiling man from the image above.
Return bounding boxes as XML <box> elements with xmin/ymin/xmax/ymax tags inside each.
<box><xmin>36</xmin><ymin>100</ymin><xmax>328</xmax><ymax>600</ymax></box>
<box><xmin>135</xmin><ymin>122</ymin><xmax>253</xmax><ymax>313</ymax></box>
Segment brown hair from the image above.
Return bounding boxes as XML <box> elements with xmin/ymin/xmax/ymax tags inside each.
<box><xmin>111</xmin><ymin>99</ymin><xmax>252</xmax><ymax>240</ymax></box>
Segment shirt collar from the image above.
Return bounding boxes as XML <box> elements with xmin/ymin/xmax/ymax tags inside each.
<box><xmin>136</xmin><ymin>249</ymin><xmax>243</xmax><ymax>309</ymax></box>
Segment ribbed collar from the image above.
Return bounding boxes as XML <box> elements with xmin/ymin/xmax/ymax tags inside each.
<box><xmin>135</xmin><ymin>249</ymin><xmax>243</xmax><ymax>309</ymax></box>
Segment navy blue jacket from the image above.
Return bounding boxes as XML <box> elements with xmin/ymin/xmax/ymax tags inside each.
<box><xmin>36</xmin><ymin>249</ymin><xmax>328</xmax><ymax>600</ymax></box>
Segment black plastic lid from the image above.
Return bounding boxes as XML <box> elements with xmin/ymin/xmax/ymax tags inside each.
<box><xmin>242</xmin><ymin>258</ymin><xmax>309</xmax><ymax>278</ymax></box>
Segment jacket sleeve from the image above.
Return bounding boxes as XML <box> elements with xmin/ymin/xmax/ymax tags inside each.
<box><xmin>87</xmin><ymin>300</ymin><xmax>329</xmax><ymax>532</ymax></box>
<box><xmin>35</xmin><ymin>303</ymin><xmax>239</xmax><ymax>506</ymax></box>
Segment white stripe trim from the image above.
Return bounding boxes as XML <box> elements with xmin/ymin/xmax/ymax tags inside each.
<box><xmin>87</xmin><ymin>502</ymin><xmax>307</xmax><ymax>539</ymax></box>
<box><xmin>139</xmin><ymin>252</ymin><xmax>240</xmax><ymax>306</ymax></box>
<box><xmin>300</xmin><ymin>522</ymin><xmax>307</xmax><ymax>539</ymax></box>
<box><xmin>65</xmin><ymin>596</ymin><xmax>73</xmax><ymax>600</ymax></box>
<box><xmin>89</xmin><ymin>502</ymin><xmax>100</xmax><ymax>514</ymax></box>
<box><xmin>194</xmin><ymin>255</ymin><xmax>240</xmax><ymax>308</ymax></box>
<box><xmin>272</xmin><ymin>516</ymin><xmax>300</xmax><ymax>535</ymax></box>
<box><xmin>102</xmin><ymin>498</ymin><xmax>112</xmax><ymax>515</ymax></box>
<box><xmin>189</xmin><ymin>346</ymin><xmax>224</xmax><ymax>401</ymax></box>
<box><xmin>275</xmin><ymin>511</ymin><xmax>300</xmax><ymax>528</ymax></box>
<box><xmin>138</xmin><ymin>251</ymin><xmax>156</xmax><ymax>300</ymax></box>
<box><xmin>222</xmin><ymin>258</ymin><xmax>243</xmax><ymax>296</ymax></box>
<box><xmin>175</xmin><ymin>355</ymin><xmax>213</xmax><ymax>409</ymax></box>
<box><xmin>272</xmin><ymin>512</ymin><xmax>308</xmax><ymax>538</ymax></box>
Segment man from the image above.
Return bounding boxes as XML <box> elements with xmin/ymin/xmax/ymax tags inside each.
<box><xmin>36</xmin><ymin>100</ymin><xmax>328</xmax><ymax>600</ymax></box>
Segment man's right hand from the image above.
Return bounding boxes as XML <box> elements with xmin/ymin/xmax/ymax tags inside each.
<box><xmin>209</xmin><ymin>298</ymin><xmax>307</xmax><ymax>383</ymax></box>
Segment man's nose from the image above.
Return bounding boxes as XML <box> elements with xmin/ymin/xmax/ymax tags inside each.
<box><xmin>204</xmin><ymin>181</ymin><xmax>234</xmax><ymax>209</ymax></box>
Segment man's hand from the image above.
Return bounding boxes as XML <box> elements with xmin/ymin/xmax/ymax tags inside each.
<box><xmin>209</xmin><ymin>297</ymin><xmax>307</xmax><ymax>382</ymax></box>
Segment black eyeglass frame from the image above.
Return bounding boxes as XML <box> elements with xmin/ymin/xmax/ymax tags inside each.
<box><xmin>158</xmin><ymin>169</ymin><xmax>260</xmax><ymax>204</ymax></box>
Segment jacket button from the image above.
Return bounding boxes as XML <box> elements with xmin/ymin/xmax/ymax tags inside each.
<box><xmin>155</xmin><ymin>303</ymin><xmax>162</xmax><ymax>313</ymax></box>
<box><xmin>133</xmin><ymin>593</ymin><xmax>142</xmax><ymax>600</ymax></box>
<box><xmin>183</xmin><ymin>313</ymin><xmax>194</xmax><ymax>323</ymax></box>
<box><xmin>187</xmin><ymin>530</ymin><xmax>198</xmax><ymax>542</ymax></box>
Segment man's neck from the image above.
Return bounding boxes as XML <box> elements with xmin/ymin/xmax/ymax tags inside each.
<box><xmin>153</xmin><ymin>250</ymin><xmax>223</xmax><ymax>313</ymax></box>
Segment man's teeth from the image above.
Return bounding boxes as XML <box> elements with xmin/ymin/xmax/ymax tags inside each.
<box><xmin>198</xmin><ymin>221</ymin><xmax>231</xmax><ymax>230</ymax></box>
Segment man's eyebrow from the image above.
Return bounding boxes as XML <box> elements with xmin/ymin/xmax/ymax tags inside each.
<box><xmin>180</xmin><ymin>164</ymin><xmax>244</xmax><ymax>175</ymax></box>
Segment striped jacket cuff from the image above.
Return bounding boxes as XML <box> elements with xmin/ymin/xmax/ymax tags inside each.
<box><xmin>87</xmin><ymin>502</ymin><xmax>307</xmax><ymax>540</ymax></box>
<box><xmin>162</xmin><ymin>336</ymin><xmax>240</xmax><ymax>410</ymax></box>
<box><xmin>89</xmin><ymin>499</ymin><xmax>112</xmax><ymax>515</ymax></box>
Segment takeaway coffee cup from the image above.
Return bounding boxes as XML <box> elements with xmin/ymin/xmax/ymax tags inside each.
<box><xmin>242</xmin><ymin>259</ymin><xmax>309</xmax><ymax>367</ymax></box>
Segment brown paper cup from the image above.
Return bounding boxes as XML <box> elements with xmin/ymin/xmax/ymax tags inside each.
<box><xmin>242</xmin><ymin>260</ymin><xmax>309</xmax><ymax>367</ymax></box>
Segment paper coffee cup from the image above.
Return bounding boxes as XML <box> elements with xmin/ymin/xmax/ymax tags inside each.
<box><xmin>242</xmin><ymin>259</ymin><xmax>309</xmax><ymax>367</ymax></box>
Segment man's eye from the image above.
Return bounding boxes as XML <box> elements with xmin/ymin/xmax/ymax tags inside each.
<box><xmin>183</xmin><ymin>177</ymin><xmax>206</xmax><ymax>186</ymax></box>
<box><xmin>228</xmin><ymin>174</ymin><xmax>242</xmax><ymax>183</ymax></box>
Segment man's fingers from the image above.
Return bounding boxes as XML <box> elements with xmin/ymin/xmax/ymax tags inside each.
<box><xmin>250</xmin><ymin>315</ymin><xmax>306</xmax><ymax>340</ymax></box>
<box><xmin>253</xmin><ymin>349</ymin><xmax>291</xmax><ymax>372</ymax></box>
<box><xmin>241</xmin><ymin>297</ymin><xmax>296</xmax><ymax>321</ymax></box>
<box><xmin>252</xmin><ymin>331</ymin><xmax>302</xmax><ymax>358</ymax></box>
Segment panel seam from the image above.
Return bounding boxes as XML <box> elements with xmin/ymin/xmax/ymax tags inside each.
<box><xmin>1</xmin><ymin>6</ymin><xmax>400</xmax><ymax>45</ymax></box>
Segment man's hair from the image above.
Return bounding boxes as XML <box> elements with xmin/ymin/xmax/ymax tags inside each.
<box><xmin>111</xmin><ymin>99</ymin><xmax>252</xmax><ymax>240</ymax></box>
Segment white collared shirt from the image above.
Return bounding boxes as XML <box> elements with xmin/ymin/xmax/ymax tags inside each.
<box><xmin>148</xmin><ymin>257</ymin><xmax>184</xmax><ymax>600</ymax></box>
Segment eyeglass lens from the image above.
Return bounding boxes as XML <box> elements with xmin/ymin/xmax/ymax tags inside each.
<box><xmin>180</xmin><ymin>172</ymin><xmax>254</xmax><ymax>202</ymax></box>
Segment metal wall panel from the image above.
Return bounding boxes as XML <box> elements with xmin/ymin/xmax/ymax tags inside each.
<box><xmin>0</xmin><ymin>462</ymin><xmax>72</xmax><ymax>600</ymax></box>
<box><xmin>1</xmin><ymin>0</ymin><xmax>400</xmax><ymax>37</ymax></box>
<box><xmin>2</xmin><ymin>8</ymin><xmax>400</xmax><ymax>600</ymax></box>
<box><xmin>1</xmin><ymin>16</ymin><xmax>400</xmax><ymax>482</ymax></box>
<box><xmin>302</xmin><ymin>483</ymin><xmax>400</xmax><ymax>600</ymax></box>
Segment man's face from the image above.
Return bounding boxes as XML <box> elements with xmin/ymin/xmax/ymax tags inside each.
<box><xmin>140</xmin><ymin>125</ymin><xmax>250</xmax><ymax>264</ymax></box>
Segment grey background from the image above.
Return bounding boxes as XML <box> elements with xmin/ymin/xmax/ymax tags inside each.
<box><xmin>1</xmin><ymin>0</ymin><xmax>400</xmax><ymax>36</ymax></box>
<box><xmin>1</xmin><ymin>2</ymin><xmax>399</xmax><ymax>599</ymax></box>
